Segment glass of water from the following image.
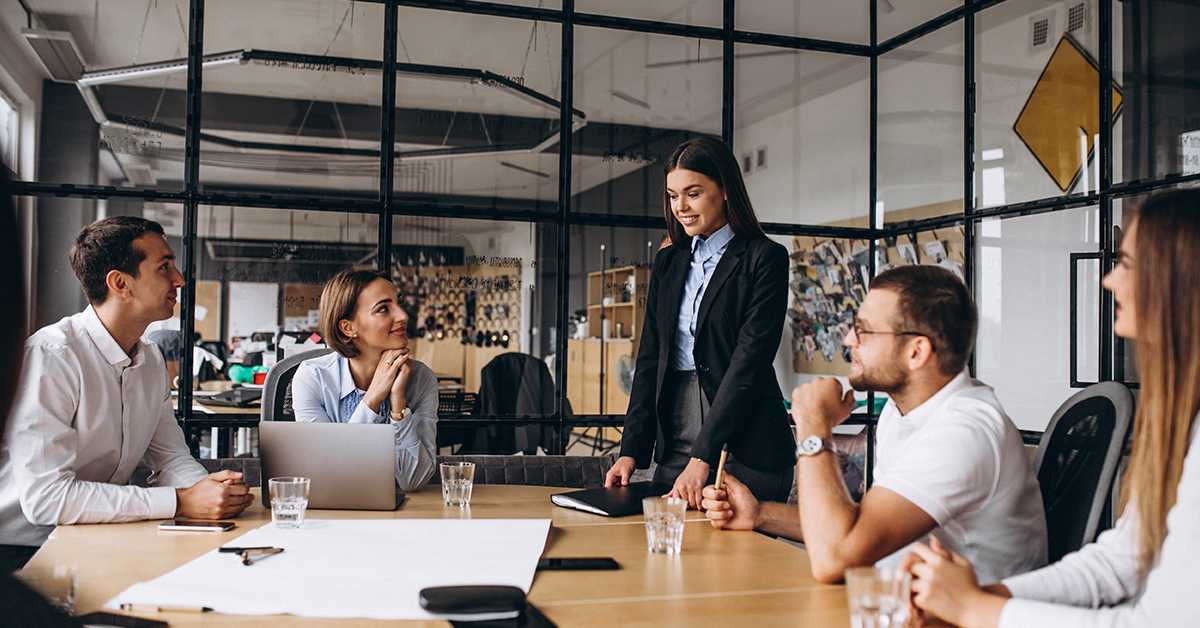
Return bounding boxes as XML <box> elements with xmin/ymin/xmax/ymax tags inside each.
<box><xmin>268</xmin><ymin>476</ymin><xmax>310</xmax><ymax>529</ymax></box>
<box><xmin>440</xmin><ymin>462</ymin><xmax>475</xmax><ymax>507</ymax></box>
<box><xmin>642</xmin><ymin>496</ymin><xmax>686</xmax><ymax>555</ymax></box>
<box><xmin>845</xmin><ymin>566</ymin><xmax>911</xmax><ymax>628</ymax></box>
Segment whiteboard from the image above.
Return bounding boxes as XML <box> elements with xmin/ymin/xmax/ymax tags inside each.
<box><xmin>227</xmin><ymin>281</ymin><xmax>279</xmax><ymax>338</ymax></box>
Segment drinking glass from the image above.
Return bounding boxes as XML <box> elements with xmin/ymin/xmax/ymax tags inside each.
<box><xmin>440</xmin><ymin>462</ymin><xmax>475</xmax><ymax>507</ymax></box>
<box><xmin>845</xmin><ymin>566</ymin><xmax>911</xmax><ymax>628</ymax></box>
<box><xmin>268</xmin><ymin>476</ymin><xmax>310</xmax><ymax>529</ymax></box>
<box><xmin>642</xmin><ymin>496</ymin><xmax>686</xmax><ymax>555</ymax></box>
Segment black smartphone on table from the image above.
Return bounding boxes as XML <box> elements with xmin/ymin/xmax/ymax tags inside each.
<box><xmin>536</xmin><ymin>557</ymin><xmax>620</xmax><ymax>571</ymax></box>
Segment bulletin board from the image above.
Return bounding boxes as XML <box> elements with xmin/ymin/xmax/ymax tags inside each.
<box><xmin>283</xmin><ymin>283</ymin><xmax>324</xmax><ymax>332</ymax></box>
<box><xmin>790</xmin><ymin>203</ymin><xmax>965</xmax><ymax>375</ymax></box>
<box><xmin>168</xmin><ymin>280</ymin><xmax>221</xmax><ymax>341</ymax></box>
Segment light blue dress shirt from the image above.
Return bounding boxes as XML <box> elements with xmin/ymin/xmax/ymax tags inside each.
<box><xmin>672</xmin><ymin>223</ymin><xmax>735</xmax><ymax>371</ymax></box>
<box><xmin>290</xmin><ymin>352</ymin><xmax>438</xmax><ymax>492</ymax></box>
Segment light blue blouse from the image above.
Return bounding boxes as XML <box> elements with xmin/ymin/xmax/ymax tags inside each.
<box><xmin>672</xmin><ymin>223</ymin><xmax>735</xmax><ymax>371</ymax></box>
<box><xmin>290</xmin><ymin>352</ymin><xmax>438</xmax><ymax>492</ymax></box>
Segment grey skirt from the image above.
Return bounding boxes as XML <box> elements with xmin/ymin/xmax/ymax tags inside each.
<box><xmin>652</xmin><ymin>370</ymin><xmax>793</xmax><ymax>503</ymax></box>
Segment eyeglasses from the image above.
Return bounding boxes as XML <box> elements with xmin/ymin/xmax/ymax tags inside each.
<box><xmin>849</xmin><ymin>321</ymin><xmax>934</xmax><ymax>350</ymax></box>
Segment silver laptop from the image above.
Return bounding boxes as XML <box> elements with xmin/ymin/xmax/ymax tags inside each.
<box><xmin>259</xmin><ymin>422</ymin><xmax>400</xmax><ymax>511</ymax></box>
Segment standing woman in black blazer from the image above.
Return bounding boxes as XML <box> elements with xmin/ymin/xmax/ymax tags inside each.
<box><xmin>604</xmin><ymin>137</ymin><xmax>795</xmax><ymax>507</ymax></box>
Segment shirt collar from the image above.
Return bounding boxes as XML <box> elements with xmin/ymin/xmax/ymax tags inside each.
<box><xmin>337</xmin><ymin>354</ymin><xmax>363</xmax><ymax>400</ymax></box>
<box><xmin>893</xmin><ymin>369</ymin><xmax>973</xmax><ymax>427</ymax></box>
<box><xmin>690</xmin><ymin>222</ymin><xmax>735</xmax><ymax>258</ymax></box>
<box><xmin>81</xmin><ymin>306</ymin><xmax>135</xmax><ymax>368</ymax></box>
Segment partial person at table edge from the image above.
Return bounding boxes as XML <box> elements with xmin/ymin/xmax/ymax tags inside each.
<box><xmin>604</xmin><ymin>137</ymin><xmax>796</xmax><ymax>507</ymax></box>
<box><xmin>291</xmin><ymin>269</ymin><xmax>438</xmax><ymax>492</ymax></box>
<box><xmin>0</xmin><ymin>216</ymin><xmax>252</xmax><ymax>572</ymax></box>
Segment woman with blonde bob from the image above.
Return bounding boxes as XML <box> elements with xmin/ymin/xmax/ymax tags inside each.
<box><xmin>902</xmin><ymin>189</ymin><xmax>1200</xmax><ymax>626</ymax></box>
<box><xmin>291</xmin><ymin>269</ymin><xmax>438</xmax><ymax>492</ymax></box>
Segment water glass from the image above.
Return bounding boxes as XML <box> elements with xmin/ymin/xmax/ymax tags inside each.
<box><xmin>18</xmin><ymin>565</ymin><xmax>77</xmax><ymax>614</ymax></box>
<box><xmin>440</xmin><ymin>462</ymin><xmax>475</xmax><ymax>507</ymax></box>
<box><xmin>642</xmin><ymin>496</ymin><xmax>686</xmax><ymax>555</ymax></box>
<box><xmin>845</xmin><ymin>566</ymin><xmax>911</xmax><ymax>628</ymax></box>
<box><xmin>268</xmin><ymin>476</ymin><xmax>310</xmax><ymax>529</ymax></box>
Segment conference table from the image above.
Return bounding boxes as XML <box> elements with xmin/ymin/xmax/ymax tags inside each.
<box><xmin>24</xmin><ymin>485</ymin><xmax>850</xmax><ymax>626</ymax></box>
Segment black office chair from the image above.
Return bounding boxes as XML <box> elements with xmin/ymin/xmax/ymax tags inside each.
<box><xmin>260</xmin><ymin>348</ymin><xmax>333</xmax><ymax>422</ymax></box>
<box><xmin>445</xmin><ymin>352</ymin><xmax>567</xmax><ymax>455</ymax></box>
<box><xmin>1034</xmin><ymin>381</ymin><xmax>1133</xmax><ymax>562</ymax></box>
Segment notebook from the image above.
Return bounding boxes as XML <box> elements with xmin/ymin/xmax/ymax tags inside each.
<box><xmin>550</xmin><ymin>482</ymin><xmax>673</xmax><ymax>517</ymax></box>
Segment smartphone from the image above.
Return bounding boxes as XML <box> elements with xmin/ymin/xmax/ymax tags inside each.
<box><xmin>157</xmin><ymin>520</ymin><xmax>236</xmax><ymax>532</ymax></box>
<box><xmin>76</xmin><ymin>611</ymin><xmax>168</xmax><ymax>627</ymax></box>
<box><xmin>536</xmin><ymin>557</ymin><xmax>620</xmax><ymax>571</ymax></box>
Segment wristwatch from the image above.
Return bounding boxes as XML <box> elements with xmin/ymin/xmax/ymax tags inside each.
<box><xmin>390</xmin><ymin>407</ymin><xmax>413</xmax><ymax>422</ymax></box>
<box><xmin>795</xmin><ymin>435</ymin><xmax>835</xmax><ymax>458</ymax></box>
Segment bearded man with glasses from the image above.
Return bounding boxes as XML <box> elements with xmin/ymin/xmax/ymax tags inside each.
<box><xmin>701</xmin><ymin>265</ymin><xmax>1047</xmax><ymax>585</ymax></box>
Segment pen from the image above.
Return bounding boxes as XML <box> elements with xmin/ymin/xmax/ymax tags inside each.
<box><xmin>714</xmin><ymin>447</ymin><xmax>729</xmax><ymax>490</ymax></box>
<box><xmin>119</xmin><ymin>603</ymin><xmax>213</xmax><ymax>614</ymax></box>
<box><xmin>241</xmin><ymin>547</ymin><xmax>285</xmax><ymax>566</ymax></box>
<box><xmin>218</xmin><ymin>546</ymin><xmax>275</xmax><ymax>553</ymax></box>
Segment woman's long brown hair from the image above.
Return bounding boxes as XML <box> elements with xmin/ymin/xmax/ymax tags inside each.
<box><xmin>663</xmin><ymin>137</ymin><xmax>765</xmax><ymax>247</ymax></box>
<box><xmin>1120</xmin><ymin>189</ymin><xmax>1200</xmax><ymax>573</ymax></box>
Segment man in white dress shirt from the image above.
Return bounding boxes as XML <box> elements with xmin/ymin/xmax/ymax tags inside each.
<box><xmin>0</xmin><ymin>217</ymin><xmax>252</xmax><ymax>570</ymax></box>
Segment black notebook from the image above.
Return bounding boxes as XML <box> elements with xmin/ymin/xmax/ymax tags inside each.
<box><xmin>550</xmin><ymin>482</ymin><xmax>673</xmax><ymax>517</ymax></box>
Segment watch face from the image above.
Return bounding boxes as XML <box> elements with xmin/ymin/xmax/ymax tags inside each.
<box><xmin>801</xmin><ymin>435</ymin><xmax>823</xmax><ymax>455</ymax></box>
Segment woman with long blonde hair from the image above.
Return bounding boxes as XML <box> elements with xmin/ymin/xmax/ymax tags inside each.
<box><xmin>902</xmin><ymin>189</ymin><xmax>1200</xmax><ymax>626</ymax></box>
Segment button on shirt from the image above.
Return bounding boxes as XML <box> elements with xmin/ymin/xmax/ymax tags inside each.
<box><xmin>872</xmin><ymin>370</ymin><xmax>1048</xmax><ymax>584</ymax></box>
<box><xmin>0</xmin><ymin>307</ymin><xmax>209</xmax><ymax>547</ymax></box>
<box><xmin>290</xmin><ymin>352</ymin><xmax>438</xmax><ymax>492</ymax></box>
<box><xmin>672</xmin><ymin>223</ymin><xmax>734</xmax><ymax>371</ymax></box>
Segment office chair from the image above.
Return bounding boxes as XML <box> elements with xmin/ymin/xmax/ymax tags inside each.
<box><xmin>457</xmin><ymin>352</ymin><xmax>569</xmax><ymax>455</ymax></box>
<box><xmin>1034</xmin><ymin>381</ymin><xmax>1133</xmax><ymax>562</ymax></box>
<box><xmin>260</xmin><ymin>348</ymin><xmax>333</xmax><ymax>422</ymax></box>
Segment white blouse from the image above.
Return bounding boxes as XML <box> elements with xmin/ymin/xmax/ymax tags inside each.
<box><xmin>998</xmin><ymin>414</ymin><xmax>1200</xmax><ymax>627</ymax></box>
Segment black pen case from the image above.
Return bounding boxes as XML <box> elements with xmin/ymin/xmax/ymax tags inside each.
<box><xmin>419</xmin><ymin>585</ymin><xmax>526</xmax><ymax>615</ymax></box>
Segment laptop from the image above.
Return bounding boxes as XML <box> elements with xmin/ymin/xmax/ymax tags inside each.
<box><xmin>203</xmin><ymin>387</ymin><xmax>262</xmax><ymax>407</ymax></box>
<box><xmin>259</xmin><ymin>422</ymin><xmax>401</xmax><ymax>511</ymax></box>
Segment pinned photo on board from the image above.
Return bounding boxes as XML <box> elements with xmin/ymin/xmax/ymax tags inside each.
<box><xmin>896</xmin><ymin>242</ymin><xmax>919</xmax><ymax>266</ymax></box>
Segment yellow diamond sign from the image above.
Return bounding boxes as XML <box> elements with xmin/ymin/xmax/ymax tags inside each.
<box><xmin>1013</xmin><ymin>35</ymin><xmax>1123</xmax><ymax>192</ymax></box>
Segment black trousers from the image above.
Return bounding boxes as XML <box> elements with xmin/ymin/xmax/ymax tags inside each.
<box><xmin>651</xmin><ymin>370</ymin><xmax>793</xmax><ymax>503</ymax></box>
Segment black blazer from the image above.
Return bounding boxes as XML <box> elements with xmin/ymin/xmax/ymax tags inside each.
<box><xmin>619</xmin><ymin>233</ymin><xmax>796</xmax><ymax>472</ymax></box>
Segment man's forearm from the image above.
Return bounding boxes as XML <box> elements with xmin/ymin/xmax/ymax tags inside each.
<box><xmin>755</xmin><ymin>501</ymin><xmax>805</xmax><ymax>541</ymax></box>
<box><xmin>796</xmin><ymin>447</ymin><xmax>859</xmax><ymax>570</ymax></box>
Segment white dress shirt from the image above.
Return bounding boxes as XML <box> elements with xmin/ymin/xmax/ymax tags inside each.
<box><xmin>872</xmin><ymin>371</ymin><xmax>1048</xmax><ymax>584</ymax></box>
<box><xmin>0</xmin><ymin>307</ymin><xmax>208</xmax><ymax>547</ymax></box>
<box><xmin>290</xmin><ymin>352</ymin><xmax>438</xmax><ymax>492</ymax></box>
<box><xmin>997</xmin><ymin>415</ymin><xmax>1200</xmax><ymax>627</ymax></box>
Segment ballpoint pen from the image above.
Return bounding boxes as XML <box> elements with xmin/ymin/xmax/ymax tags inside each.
<box><xmin>240</xmin><ymin>547</ymin><xmax>285</xmax><ymax>566</ymax></box>
<box><xmin>119</xmin><ymin>603</ymin><xmax>213</xmax><ymax>614</ymax></box>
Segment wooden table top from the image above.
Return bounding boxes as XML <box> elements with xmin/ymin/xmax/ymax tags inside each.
<box><xmin>24</xmin><ymin>485</ymin><xmax>849</xmax><ymax>626</ymax></box>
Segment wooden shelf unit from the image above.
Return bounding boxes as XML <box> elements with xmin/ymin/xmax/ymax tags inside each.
<box><xmin>569</xmin><ymin>265</ymin><xmax>649</xmax><ymax>415</ymax></box>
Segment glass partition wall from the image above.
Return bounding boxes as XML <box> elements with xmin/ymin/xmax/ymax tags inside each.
<box><xmin>11</xmin><ymin>0</ymin><xmax>1189</xmax><ymax>457</ymax></box>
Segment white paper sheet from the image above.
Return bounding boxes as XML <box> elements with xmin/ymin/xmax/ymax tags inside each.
<box><xmin>106</xmin><ymin>519</ymin><xmax>551</xmax><ymax>620</ymax></box>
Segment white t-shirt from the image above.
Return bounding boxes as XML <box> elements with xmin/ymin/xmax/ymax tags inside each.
<box><xmin>872</xmin><ymin>371</ymin><xmax>1048</xmax><ymax>584</ymax></box>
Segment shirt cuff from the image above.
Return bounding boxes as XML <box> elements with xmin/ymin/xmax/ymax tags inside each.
<box><xmin>1000</xmin><ymin>572</ymin><xmax>1043</xmax><ymax>601</ymax></box>
<box><xmin>149</xmin><ymin>486</ymin><xmax>178</xmax><ymax>519</ymax></box>
<box><xmin>349</xmin><ymin>401</ymin><xmax>385</xmax><ymax>424</ymax></box>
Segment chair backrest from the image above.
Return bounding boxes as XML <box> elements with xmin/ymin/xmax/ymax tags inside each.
<box><xmin>431</xmin><ymin>455</ymin><xmax>617</xmax><ymax>489</ymax></box>
<box><xmin>1034</xmin><ymin>381</ymin><xmax>1134</xmax><ymax>562</ymax></box>
<box><xmin>260</xmin><ymin>348</ymin><xmax>333</xmax><ymax>422</ymax></box>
